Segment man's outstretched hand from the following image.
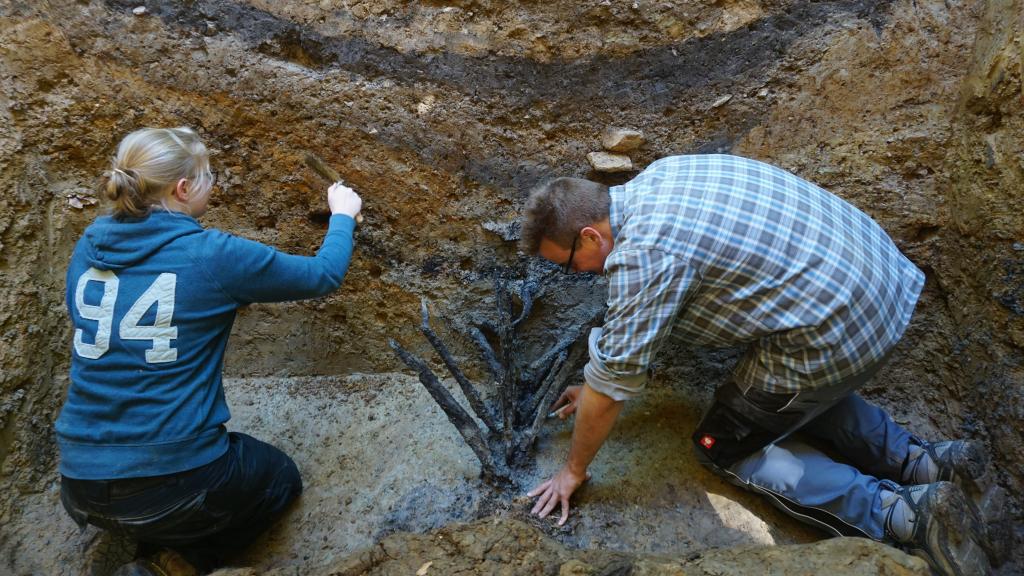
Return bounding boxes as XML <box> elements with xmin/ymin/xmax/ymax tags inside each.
<box><xmin>527</xmin><ymin>465</ymin><xmax>589</xmax><ymax>526</ymax></box>
<box><xmin>529</xmin><ymin>383</ymin><xmax>623</xmax><ymax>526</ymax></box>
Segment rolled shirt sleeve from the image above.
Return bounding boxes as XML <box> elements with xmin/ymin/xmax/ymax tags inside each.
<box><xmin>584</xmin><ymin>248</ymin><xmax>699</xmax><ymax>401</ymax></box>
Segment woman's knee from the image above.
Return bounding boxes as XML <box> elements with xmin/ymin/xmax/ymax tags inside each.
<box><xmin>279</xmin><ymin>455</ymin><xmax>303</xmax><ymax>500</ymax></box>
<box><xmin>228</xmin><ymin>432</ymin><xmax>302</xmax><ymax>498</ymax></box>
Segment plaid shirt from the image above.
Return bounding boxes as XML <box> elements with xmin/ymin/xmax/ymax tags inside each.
<box><xmin>583</xmin><ymin>155</ymin><xmax>925</xmax><ymax>400</ymax></box>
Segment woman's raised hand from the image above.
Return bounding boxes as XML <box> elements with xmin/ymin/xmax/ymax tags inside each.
<box><xmin>328</xmin><ymin>181</ymin><xmax>363</xmax><ymax>222</ymax></box>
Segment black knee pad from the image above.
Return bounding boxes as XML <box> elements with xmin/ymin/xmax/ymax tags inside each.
<box><xmin>692</xmin><ymin>399</ymin><xmax>779</xmax><ymax>470</ymax></box>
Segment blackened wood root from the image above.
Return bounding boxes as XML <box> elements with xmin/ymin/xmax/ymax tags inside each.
<box><xmin>515</xmin><ymin>351</ymin><xmax>573</xmax><ymax>463</ymax></box>
<box><xmin>493</xmin><ymin>276</ymin><xmax>516</xmax><ymax>436</ymax></box>
<box><xmin>525</xmin><ymin>350</ymin><xmax>568</xmax><ymax>420</ymax></box>
<box><xmin>517</xmin><ymin>320</ymin><xmax>594</xmax><ymax>463</ymax></box>
<box><xmin>525</xmin><ymin>332</ymin><xmax>576</xmax><ymax>386</ymax></box>
<box><xmin>512</xmin><ymin>281</ymin><xmax>540</xmax><ymax>329</ymax></box>
<box><xmin>419</xmin><ymin>299</ymin><xmax>500</xmax><ymax>434</ymax></box>
<box><xmin>467</xmin><ymin>326</ymin><xmax>504</xmax><ymax>382</ymax></box>
<box><xmin>389</xmin><ymin>339</ymin><xmax>509</xmax><ymax>483</ymax></box>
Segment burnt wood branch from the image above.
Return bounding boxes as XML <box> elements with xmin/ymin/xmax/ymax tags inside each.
<box><xmin>493</xmin><ymin>276</ymin><xmax>517</xmax><ymax>436</ymax></box>
<box><xmin>388</xmin><ymin>339</ymin><xmax>507</xmax><ymax>482</ymax></box>
<box><xmin>525</xmin><ymin>349</ymin><xmax>568</xmax><ymax>420</ymax></box>
<box><xmin>391</xmin><ymin>282</ymin><xmax>601</xmax><ymax>484</ymax></box>
<box><xmin>466</xmin><ymin>325</ymin><xmax>504</xmax><ymax>382</ymax></box>
<box><xmin>517</xmin><ymin>348</ymin><xmax>580</xmax><ymax>460</ymax></box>
<box><xmin>419</xmin><ymin>299</ymin><xmax>500</xmax><ymax>434</ymax></box>
<box><xmin>525</xmin><ymin>332</ymin><xmax>577</xmax><ymax>385</ymax></box>
<box><xmin>523</xmin><ymin>304</ymin><xmax>602</xmax><ymax>384</ymax></box>
<box><xmin>512</xmin><ymin>281</ymin><xmax>540</xmax><ymax>329</ymax></box>
<box><xmin>518</xmin><ymin>331</ymin><xmax>594</xmax><ymax>460</ymax></box>
<box><xmin>522</xmin><ymin>306</ymin><xmax>604</xmax><ymax>421</ymax></box>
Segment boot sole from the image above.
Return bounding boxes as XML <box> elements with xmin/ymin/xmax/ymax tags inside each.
<box><xmin>948</xmin><ymin>441</ymin><xmax>988</xmax><ymax>489</ymax></box>
<box><xmin>971</xmin><ymin>483</ymin><xmax>1011</xmax><ymax>568</ymax></box>
<box><xmin>911</xmin><ymin>482</ymin><xmax>991</xmax><ymax>576</ymax></box>
<box><xmin>948</xmin><ymin>443</ymin><xmax>1011</xmax><ymax>566</ymax></box>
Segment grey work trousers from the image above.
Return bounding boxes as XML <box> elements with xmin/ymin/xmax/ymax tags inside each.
<box><xmin>693</xmin><ymin>356</ymin><xmax>916</xmax><ymax>540</ymax></box>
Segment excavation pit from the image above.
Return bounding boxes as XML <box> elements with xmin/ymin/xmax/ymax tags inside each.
<box><xmin>0</xmin><ymin>1</ymin><xmax>1021</xmax><ymax>574</ymax></box>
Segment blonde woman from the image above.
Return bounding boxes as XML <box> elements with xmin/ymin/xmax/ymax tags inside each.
<box><xmin>56</xmin><ymin>127</ymin><xmax>361</xmax><ymax>576</ymax></box>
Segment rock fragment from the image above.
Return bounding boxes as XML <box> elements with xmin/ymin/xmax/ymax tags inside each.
<box><xmin>66</xmin><ymin>190</ymin><xmax>98</xmax><ymax>210</ymax></box>
<box><xmin>601</xmin><ymin>128</ymin><xmax>645</xmax><ymax>152</ymax></box>
<box><xmin>711</xmin><ymin>94</ymin><xmax>732</xmax><ymax>108</ymax></box>
<box><xmin>481</xmin><ymin>220</ymin><xmax>521</xmax><ymax>242</ymax></box>
<box><xmin>132</xmin><ymin>6</ymin><xmax>147</xmax><ymax>16</ymax></box>
<box><xmin>416</xmin><ymin>94</ymin><xmax>436</xmax><ymax>116</ymax></box>
<box><xmin>587</xmin><ymin>151</ymin><xmax>633</xmax><ymax>172</ymax></box>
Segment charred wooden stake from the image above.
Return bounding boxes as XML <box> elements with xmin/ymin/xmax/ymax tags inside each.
<box><xmin>388</xmin><ymin>338</ymin><xmax>510</xmax><ymax>483</ymax></box>
<box><xmin>467</xmin><ymin>325</ymin><xmax>503</xmax><ymax>381</ymax></box>
<box><xmin>416</xmin><ymin>300</ymin><xmax>499</xmax><ymax>434</ymax></box>
<box><xmin>390</xmin><ymin>277</ymin><xmax>602</xmax><ymax>484</ymax></box>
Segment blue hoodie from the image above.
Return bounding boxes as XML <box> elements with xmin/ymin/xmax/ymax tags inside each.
<box><xmin>56</xmin><ymin>211</ymin><xmax>355</xmax><ymax>479</ymax></box>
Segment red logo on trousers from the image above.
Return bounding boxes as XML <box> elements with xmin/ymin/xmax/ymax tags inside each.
<box><xmin>700</xmin><ymin>435</ymin><xmax>715</xmax><ymax>449</ymax></box>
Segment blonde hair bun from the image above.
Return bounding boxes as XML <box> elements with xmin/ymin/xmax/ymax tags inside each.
<box><xmin>103</xmin><ymin>127</ymin><xmax>213</xmax><ymax>218</ymax></box>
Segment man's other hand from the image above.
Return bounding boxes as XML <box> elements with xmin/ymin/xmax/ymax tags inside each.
<box><xmin>527</xmin><ymin>465</ymin><xmax>589</xmax><ymax>526</ymax></box>
<box><xmin>550</xmin><ymin>385</ymin><xmax>582</xmax><ymax>419</ymax></box>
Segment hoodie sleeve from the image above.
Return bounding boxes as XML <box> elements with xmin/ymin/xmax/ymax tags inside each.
<box><xmin>198</xmin><ymin>214</ymin><xmax>356</xmax><ymax>304</ymax></box>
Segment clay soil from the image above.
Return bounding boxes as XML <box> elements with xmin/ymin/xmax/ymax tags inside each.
<box><xmin>3</xmin><ymin>372</ymin><xmax>828</xmax><ymax>574</ymax></box>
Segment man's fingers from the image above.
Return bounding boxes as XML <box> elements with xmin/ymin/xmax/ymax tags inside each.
<box><xmin>527</xmin><ymin>479</ymin><xmax>551</xmax><ymax>498</ymax></box>
<box><xmin>533</xmin><ymin>487</ymin><xmax>554</xmax><ymax>517</ymax></box>
<box><xmin>549</xmin><ymin>391</ymin><xmax>570</xmax><ymax>411</ymax></box>
<box><xmin>530</xmin><ymin>489</ymin><xmax>552</xmax><ymax>515</ymax></box>
<box><xmin>529</xmin><ymin>491</ymin><xmax>545</xmax><ymax>514</ymax></box>
<box><xmin>558</xmin><ymin>403</ymin><xmax>577</xmax><ymax>420</ymax></box>
<box><xmin>528</xmin><ymin>470</ymin><xmax>584</xmax><ymax>523</ymax></box>
<box><xmin>538</xmin><ymin>492</ymin><xmax>560</xmax><ymax>519</ymax></box>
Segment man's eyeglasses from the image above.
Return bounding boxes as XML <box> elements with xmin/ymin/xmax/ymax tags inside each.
<box><xmin>563</xmin><ymin>235</ymin><xmax>578</xmax><ymax>274</ymax></box>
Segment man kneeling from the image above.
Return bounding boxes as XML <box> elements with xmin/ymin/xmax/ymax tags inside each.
<box><xmin>522</xmin><ymin>154</ymin><xmax>997</xmax><ymax>576</ymax></box>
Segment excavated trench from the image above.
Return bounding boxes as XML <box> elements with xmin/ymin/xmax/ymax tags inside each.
<box><xmin>0</xmin><ymin>0</ymin><xmax>1021</xmax><ymax>574</ymax></box>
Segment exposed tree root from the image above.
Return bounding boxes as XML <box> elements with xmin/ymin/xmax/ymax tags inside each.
<box><xmin>390</xmin><ymin>275</ymin><xmax>602</xmax><ymax>484</ymax></box>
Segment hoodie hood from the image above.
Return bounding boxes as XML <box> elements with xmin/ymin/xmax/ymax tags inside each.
<box><xmin>81</xmin><ymin>211</ymin><xmax>204</xmax><ymax>270</ymax></box>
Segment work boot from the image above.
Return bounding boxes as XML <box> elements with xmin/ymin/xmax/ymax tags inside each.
<box><xmin>882</xmin><ymin>482</ymin><xmax>991</xmax><ymax>576</ymax></box>
<box><xmin>902</xmin><ymin>440</ymin><xmax>1010</xmax><ymax>565</ymax></box>
<box><xmin>901</xmin><ymin>440</ymin><xmax>988</xmax><ymax>487</ymax></box>
<box><xmin>111</xmin><ymin>548</ymin><xmax>198</xmax><ymax>576</ymax></box>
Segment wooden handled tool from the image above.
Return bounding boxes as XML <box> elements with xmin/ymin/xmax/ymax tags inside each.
<box><xmin>303</xmin><ymin>152</ymin><xmax>363</xmax><ymax>224</ymax></box>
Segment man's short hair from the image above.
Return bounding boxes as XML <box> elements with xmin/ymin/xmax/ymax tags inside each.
<box><xmin>520</xmin><ymin>177</ymin><xmax>610</xmax><ymax>254</ymax></box>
